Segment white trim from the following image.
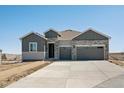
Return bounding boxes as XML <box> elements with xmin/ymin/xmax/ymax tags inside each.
<box><xmin>29</xmin><ymin>42</ymin><xmax>38</xmax><ymax>52</ymax></box>
<box><xmin>75</xmin><ymin>44</ymin><xmax>105</xmax><ymax>47</ymax></box>
<box><xmin>47</xmin><ymin>42</ymin><xmax>55</xmax><ymax>44</ymax></box>
<box><xmin>20</xmin><ymin>32</ymin><xmax>47</xmax><ymax>40</ymax></box>
<box><xmin>59</xmin><ymin>45</ymin><xmax>72</xmax><ymax>47</ymax></box>
<box><xmin>72</xmin><ymin>28</ymin><xmax>111</xmax><ymax>40</ymax></box>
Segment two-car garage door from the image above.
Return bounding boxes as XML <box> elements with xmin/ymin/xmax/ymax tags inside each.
<box><xmin>59</xmin><ymin>46</ymin><xmax>104</xmax><ymax>60</ymax></box>
<box><xmin>77</xmin><ymin>46</ymin><xmax>104</xmax><ymax>60</ymax></box>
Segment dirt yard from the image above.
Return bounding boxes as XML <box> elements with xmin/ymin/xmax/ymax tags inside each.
<box><xmin>0</xmin><ymin>61</ymin><xmax>50</xmax><ymax>88</ymax></box>
<box><xmin>109</xmin><ymin>52</ymin><xmax>124</xmax><ymax>61</ymax></box>
<box><xmin>109</xmin><ymin>60</ymin><xmax>124</xmax><ymax>67</ymax></box>
<box><xmin>109</xmin><ymin>52</ymin><xmax>124</xmax><ymax>67</ymax></box>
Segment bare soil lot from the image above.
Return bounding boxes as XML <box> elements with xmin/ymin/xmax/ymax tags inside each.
<box><xmin>109</xmin><ymin>52</ymin><xmax>124</xmax><ymax>67</ymax></box>
<box><xmin>0</xmin><ymin>61</ymin><xmax>50</xmax><ymax>88</ymax></box>
<box><xmin>109</xmin><ymin>52</ymin><xmax>124</xmax><ymax>61</ymax></box>
<box><xmin>0</xmin><ymin>62</ymin><xmax>29</xmax><ymax>72</ymax></box>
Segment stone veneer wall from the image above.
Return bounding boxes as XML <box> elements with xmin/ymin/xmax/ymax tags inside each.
<box><xmin>47</xmin><ymin>39</ymin><xmax>109</xmax><ymax>60</ymax></box>
<box><xmin>72</xmin><ymin>40</ymin><xmax>109</xmax><ymax>60</ymax></box>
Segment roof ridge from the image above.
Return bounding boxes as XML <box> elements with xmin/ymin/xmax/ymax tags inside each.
<box><xmin>44</xmin><ymin>28</ymin><xmax>61</xmax><ymax>36</ymax></box>
<box><xmin>20</xmin><ymin>32</ymin><xmax>47</xmax><ymax>40</ymax></box>
<box><xmin>72</xmin><ymin>28</ymin><xmax>111</xmax><ymax>40</ymax></box>
<box><xmin>86</xmin><ymin>28</ymin><xmax>111</xmax><ymax>39</ymax></box>
<box><xmin>60</xmin><ymin>29</ymin><xmax>81</xmax><ymax>33</ymax></box>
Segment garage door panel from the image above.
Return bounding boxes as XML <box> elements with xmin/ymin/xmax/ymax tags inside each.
<box><xmin>59</xmin><ymin>47</ymin><xmax>72</xmax><ymax>60</ymax></box>
<box><xmin>77</xmin><ymin>47</ymin><xmax>104</xmax><ymax>60</ymax></box>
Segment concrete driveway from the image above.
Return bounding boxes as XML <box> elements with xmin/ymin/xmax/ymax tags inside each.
<box><xmin>7</xmin><ymin>61</ymin><xmax>124</xmax><ymax>88</ymax></box>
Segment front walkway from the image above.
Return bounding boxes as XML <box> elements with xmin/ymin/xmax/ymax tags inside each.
<box><xmin>6</xmin><ymin>61</ymin><xmax>124</xmax><ymax>88</ymax></box>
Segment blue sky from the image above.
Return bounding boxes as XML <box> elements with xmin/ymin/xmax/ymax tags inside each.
<box><xmin>0</xmin><ymin>5</ymin><xmax>124</xmax><ymax>54</ymax></box>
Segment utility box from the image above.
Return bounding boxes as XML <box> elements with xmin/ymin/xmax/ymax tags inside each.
<box><xmin>0</xmin><ymin>49</ymin><xmax>2</xmax><ymax>64</ymax></box>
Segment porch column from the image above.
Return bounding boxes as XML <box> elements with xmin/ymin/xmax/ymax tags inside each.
<box><xmin>72</xmin><ymin>45</ymin><xmax>76</xmax><ymax>60</ymax></box>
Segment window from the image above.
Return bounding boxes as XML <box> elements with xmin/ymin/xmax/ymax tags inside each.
<box><xmin>29</xmin><ymin>42</ymin><xmax>37</xmax><ymax>52</ymax></box>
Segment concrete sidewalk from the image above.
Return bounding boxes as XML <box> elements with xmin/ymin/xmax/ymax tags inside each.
<box><xmin>6</xmin><ymin>61</ymin><xmax>124</xmax><ymax>88</ymax></box>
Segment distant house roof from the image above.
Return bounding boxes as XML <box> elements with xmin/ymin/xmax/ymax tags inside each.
<box><xmin>58</xmin><ymin>29</ymin><xmax>81</xmax><ymax>40</ymax></box>
<box><xmin>20</xmin><ymin>32</ymin><xmax>47</xmax><ymax>40</ymax></box>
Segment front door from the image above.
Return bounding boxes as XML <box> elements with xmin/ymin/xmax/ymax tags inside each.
<box><xmin>48</xmin><ymin>43</ymin><xmax>54</xmax><ymax>58</ymax></box>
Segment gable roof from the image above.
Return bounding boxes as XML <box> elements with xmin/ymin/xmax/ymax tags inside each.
<box><xmin>20</xmin><ymin>32</ymin><xmax>47</xmax><ymax>40</ymax></box>
<box><xmin>58</xmin><ymin>29</ymin><xmax>81</xmax><ymax>40</ymax></box>
<box><xmin>72</xmin><ymin>28</ymin><xmax>111</xmax><ymax>40</ymax></box>
<box><xmin>20</xmin><ymin>28</ymin><xmax>111</xmax><ymax>41</ymax></box>
<box><xmin>44</xmin><ymin>28</ymin><xmax>61</xmax><ymax>36</ymax></box>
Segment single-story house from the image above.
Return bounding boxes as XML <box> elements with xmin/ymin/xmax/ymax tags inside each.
<box><xmin>20</xmin><ymin>28</ymin><xmax>111</xmax><ymax>61</ymax></box>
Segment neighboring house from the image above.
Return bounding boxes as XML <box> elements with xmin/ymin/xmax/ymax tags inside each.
<box><xmin>20</xmin><ymin>28</ymin><xmax>111</xmax><ymax>61</ymax></box>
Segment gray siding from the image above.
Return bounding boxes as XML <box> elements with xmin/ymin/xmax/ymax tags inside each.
<box><xmin>73</xmin><ymin>30</ymin><xmax>108</xmax><ymax>40</ymax></box>
<box><xmin>45</xmin><ymin>30</ymin><xmax>58</xmax><ymax>38</ymax></box>
<box><xmin>22</xmin><ymin>33</ymin><xmax>46</xmax><ymax>52</ymax></box>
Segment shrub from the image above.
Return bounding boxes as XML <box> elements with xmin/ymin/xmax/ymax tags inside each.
<box><xmin>2</xmin><ymin>54</ymin><xmax>7</xmax><ymax>61</ymax></box>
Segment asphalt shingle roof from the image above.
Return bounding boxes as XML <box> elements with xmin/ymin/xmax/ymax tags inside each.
<box><xmin>58</xmin><ymin>29</ymin><xmax>81</xmax><ymax>40</ymax></box>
